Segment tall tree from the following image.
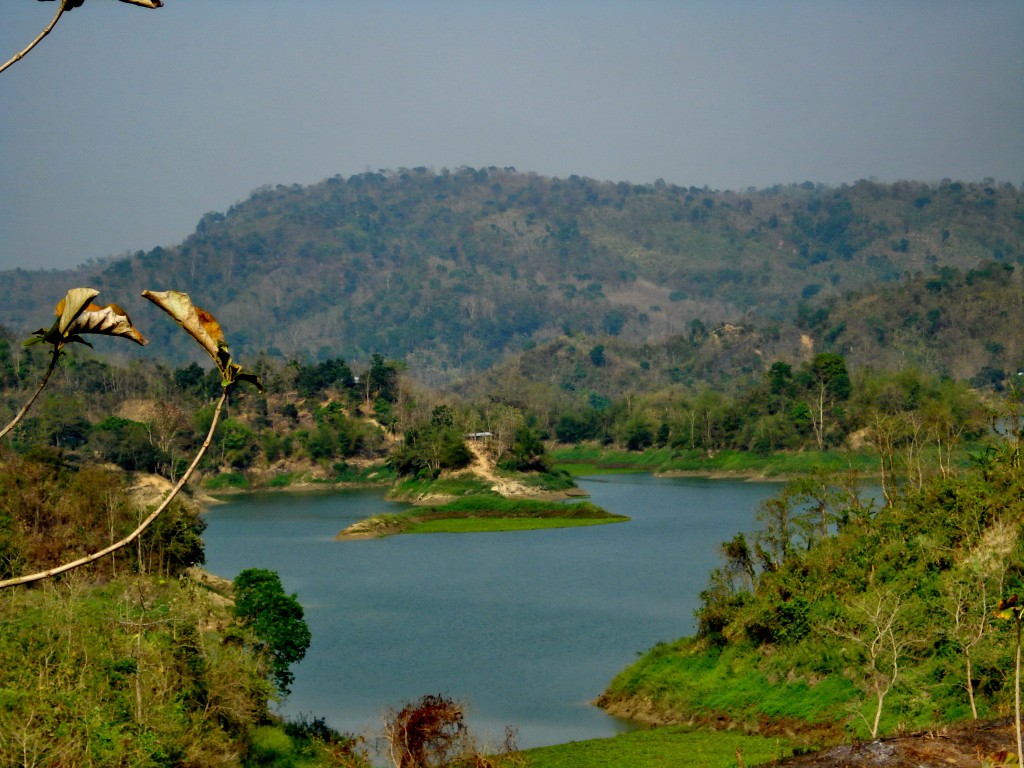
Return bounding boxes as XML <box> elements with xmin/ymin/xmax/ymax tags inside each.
<box><xmin>804</xmin><ymin>352</ymin><xmax>851</xmax><ymax>450</ymax></box>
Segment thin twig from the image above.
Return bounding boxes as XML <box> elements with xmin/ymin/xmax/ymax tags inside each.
<box><xmin>0</xmin><ymin>2</ymin><xmax>66</xmax><ymax>76</ymax></box>
<box><xmin>1014</xmin><ymin>617</ymin><xmax>1022</xmax><ymax>768</ymax></box>
<box><xmin>0</xmin><ymin>350</ymin><xmax>61</xmax><ymax>440</ymax></box>
<box><xmin>0</xmin><ymin>388</ymin><xmax>229</xmax><ymax>590</ymax></box>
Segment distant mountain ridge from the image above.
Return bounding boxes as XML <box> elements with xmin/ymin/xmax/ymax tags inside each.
<box><xmin>0</xmin><ymin>169</ymin><xmax>1020</xmax><ymax>383</ymax></box>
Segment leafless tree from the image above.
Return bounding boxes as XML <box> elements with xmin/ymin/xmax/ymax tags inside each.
<box><xmin>833</xmin><ymin>588</ymin><xmax>911</xmax><ymax>738</ymax></box>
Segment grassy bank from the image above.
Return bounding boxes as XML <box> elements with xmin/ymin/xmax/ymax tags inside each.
<box><xmin>522</xmin><ymin>725</ymin><xmax>799</xmax><ymax>768</ymax></box>
<box><xmin>599</xmin><ymin>638</ymin><xmax>856</xmax><ymax>736</ymax></box>
<box><xmin>338</xmin><ymin>496</ymin><xmax>627</xmax><ymax>538</ymax></box>
<box><xmin>552</xmin><ymin>445</ymin><xmax>879</xmax><ymax>478</ymax></box>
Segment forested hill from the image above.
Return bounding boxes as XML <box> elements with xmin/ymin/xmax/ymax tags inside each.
<box><xmin>456</xmin><ymin>259</ymin><xmax>1024</xmax><ymax>404</ymax></box>
<box><xmin>0</xmin><ymin>169</ymin><xmax>1020</xmax><ymax>382</ymax></box>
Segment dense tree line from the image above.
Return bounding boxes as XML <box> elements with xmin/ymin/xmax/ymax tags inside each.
<box><xmin>545</xmin><ymin>352</ymin><xmax>988</xmax><ymax>466</ymax></box>
<box><xmin>0</xmin><ymin>338</ymin><xmax>405</xmax><ymax>482</ymax></box>
<box><xmin>0</xmin><ymin>336</ymin><xmax>564</xmax><ymax>488</ymax></box>
<box><xmin>0</xmin><ymin>330</ymin><xmax>995</xmax><ymax>497</ymax></box>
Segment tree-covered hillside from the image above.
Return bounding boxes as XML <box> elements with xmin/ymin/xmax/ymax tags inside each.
<box><xmin>0</xmin><ymin>171</ymin><xmax>1020</xmax><ymax>383</ymax></box>
<box><xmin>455</xmin><ymin>258</ymin><xmax>1024</xmax><ymax>412</ymax></box>
<box><xmin>810</xmin><ymin>260</ymin><xmax>1024</xmax><ymax>387</ymax></box>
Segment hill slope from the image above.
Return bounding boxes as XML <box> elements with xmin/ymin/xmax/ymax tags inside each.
<box><xmin>0</xmin><ymin>171</ymin><xmax>1020</xmax><ymax>383</ymax></box>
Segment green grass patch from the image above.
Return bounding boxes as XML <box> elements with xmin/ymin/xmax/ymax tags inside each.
<box><xmin>552</xmin><ymin>446</ymin><xmax>676</xmax><ymax>473</ymax></box>
<box><xmin>557</xmin><ymin>462</ymin><xmax>647</xmax><ymax>477</ymax></box>
<box><xmin>523</xmin><ymin>725</ymin><xmax>798</xmax><ymax>768</ymax></box>
<box><xmin>329</xmin><ymin>461</ymin><xmax>397</xmax><ymax>485</ymax></box>
<box><xmin>552</xmin><ymin>445</ymin><xmax>606</xmax><ymax>462</ymax></box>
<box><xmin>602</xmin><ymin>638</ymin><xmax>857</xmax><ymax>728</ymax></box>
<box><xmin>663</xmin><ymin>449</ymin><xmax>876</xmax><ymax>477</ymax></box>
<box><xmin>517</xmin><ymin>468</ymin><xmax>579</xmax><ymax>491</ymax></box>
<box><xmin>203</xmin><ymin>471</ymin><xmax>249</xmax><ymax>490</ymax></box>
<box><xmin>600</xmin><ymin>628</ymin><xmax>970</xmax><ymax>741</ymax></box>
<box><xmin>266</xmin><ymin>472</ymin><xmax>297</xmax><ymax>488</ymax></box>
<box><xmin>416</xmin><ymin>497</ymin><xmax>618</xmax><ymax>519</ymax></box>
<box><xmin>391</xmin><ymin>468</ymin><xmax>578</xmax><ymax>498</ymax></box>
<box><xmin>552</xmin><ymin>446</ymin><xmax>878</xmax><ymax>478</ymax></box>
<box><xmin>390</xmin><ymin>474</ymin><xmax>496</xmax><ymax>500</ymax></box>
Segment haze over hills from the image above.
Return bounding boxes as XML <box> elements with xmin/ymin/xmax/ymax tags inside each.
<box><xmin>0</xmin><ymin>169</ymin><xmax>1020</xmax><ymax>385</ymax></box>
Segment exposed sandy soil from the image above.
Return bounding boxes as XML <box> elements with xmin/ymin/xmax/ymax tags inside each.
<box><xmin>463</xmin><ymin>440</ymin><xmax>532</xmax><ymax>497</ymax></box>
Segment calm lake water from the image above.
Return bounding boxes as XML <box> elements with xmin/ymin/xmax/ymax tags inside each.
<box><xmin>202</xmin><ymin>474</ymin><xmax>780</xmax><ymax>750</ymax></box>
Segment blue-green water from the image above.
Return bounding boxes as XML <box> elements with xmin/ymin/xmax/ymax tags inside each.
<box><xmin>202</xmin><ymin>474</ymin><xmax>779</xmax><ymax>749</ymax></box>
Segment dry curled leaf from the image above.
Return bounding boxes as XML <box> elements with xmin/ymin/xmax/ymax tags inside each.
<box><xmin>26</xmin><ymin>288</ymin><xmax>146</xmax><ymax>349</ymax></box>
<box><xmin>64</xmin><ymin>302</ymin><xmax>147</xmax><ymax>346</ymax></box>
<box><xmin>141</xmin><ymin>289</ymin><xmax>224</xmax><ymax>363</ymax></box>
<box><xmin>142</xmin><ymin>289</ymin><xmax>262</xmax><ymax>392</ymax></box>
<box><xmin>54</xmin><ymin>287</ymin><xmax>100</xmax><ymax>336</ymax></box>
<box><xmin>995</xmin><ymin>594</ymin><xmax>1023</xmax><ymax>622</ymax></box>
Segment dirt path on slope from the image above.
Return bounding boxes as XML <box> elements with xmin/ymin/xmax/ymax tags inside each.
<box><xmin>465</xmin><ymin>440</ymin><xmax>531</xmax><ymax>497</ymax></box>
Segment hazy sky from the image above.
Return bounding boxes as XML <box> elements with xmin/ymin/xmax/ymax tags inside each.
<box><xmin>2</xmin><ymin>1</ymin><xmax>1022</xmax><ymax>271</ymax></box>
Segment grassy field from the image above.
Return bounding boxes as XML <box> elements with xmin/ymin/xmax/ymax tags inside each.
<box><xmin>552</xmin><ymin>446</ymin><xmax>879</xmax><ymax>478</ymax></box>
<box><xmin>522</xmin><ymin>725</ymin><xmax>799</xmax><ymax>768</ymax></box>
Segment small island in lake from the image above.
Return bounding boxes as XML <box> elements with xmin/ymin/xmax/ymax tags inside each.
<box><xmin>338</xmin><ymin>428</ymin><xmax>627</xmax><ymax>538</ymax></box>
<box><xmin>337</xmin><ymin>497</ymin><xmax>627</xmax><ymax>539</ymax></box>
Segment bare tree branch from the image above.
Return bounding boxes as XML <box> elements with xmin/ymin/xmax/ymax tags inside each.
<box><xmin>0</xmin><ymin>349</ymin><xmax>60</xmax><ymax>440</ymax></box>
<box><xmin>0</xmin><ymin>1</ymin><xmax>65</xmax><ymax>76</ymax></box>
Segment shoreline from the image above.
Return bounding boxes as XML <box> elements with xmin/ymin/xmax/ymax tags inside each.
<box><xmin>202</xmin><ymin>478</ymin><xmax>392</xmax><ymax>497</ymax></box>
<box><xmin>655</xmin><ymin>468</ymin><xmax>791</xmax><ymax>482</ymax></box>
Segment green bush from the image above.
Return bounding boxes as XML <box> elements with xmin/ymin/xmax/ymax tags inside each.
<box><xmin>220</xmin><ymin>418</ymin><xmax>259</xmax><ymax>468</ymax></box>
<box><xmin>246</xmin><ymin>726</ymin><xmax>296</xmax><ymax>767</ymax></box>
<box><xmin>233</xmin><ymin>569</ymin><xmax>312</xmax><ymax>696</ymax></box>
